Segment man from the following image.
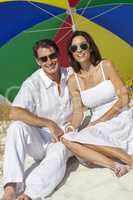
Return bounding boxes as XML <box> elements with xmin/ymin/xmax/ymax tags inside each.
<box><xmin>2</xmin><ymin>39</ymin><xmax>72</xmax><ymax>200</ymax></box>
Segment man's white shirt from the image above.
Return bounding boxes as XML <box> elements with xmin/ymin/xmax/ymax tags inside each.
<box><xmin>12</xmin><ymin>68</ymin><xmax>72</xmax><ymax>128</ymax></box>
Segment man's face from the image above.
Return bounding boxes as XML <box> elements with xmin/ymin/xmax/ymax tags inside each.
<box><xmin>36</xmin><ymin>46</ymin><xmax>60</xmax><ymax>76</ymax></box>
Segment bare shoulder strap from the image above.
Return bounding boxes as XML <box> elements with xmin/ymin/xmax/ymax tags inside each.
<box><xmin>74</xmin><ymin>73</ymin><xmax>82</xmax><ymax>92</ymax></box>
<box><xmin>100</xmin><ymin>61</ymin><xmax>106</xmax><ymax>81</ymax></box>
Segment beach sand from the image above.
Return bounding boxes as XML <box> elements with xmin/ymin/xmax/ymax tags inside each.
<box><xmin>1</xmin><ymin>155</ymin><xmax>133</xmax><ymax>200</ymax></box>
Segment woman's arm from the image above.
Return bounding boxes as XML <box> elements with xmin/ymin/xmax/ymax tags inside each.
<box><xmin>66</xmin><ymin>75</ymin><xmax>84</xmax><ymax>131</ymax></box>
<box><xmin>90</xmin><ymin>59</ymin><xmax>129</xmax><ymax>126</ymax></box>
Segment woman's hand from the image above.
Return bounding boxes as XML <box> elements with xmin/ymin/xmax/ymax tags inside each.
<box><xmin>87</xmin><ymin>121</ymin><xmax>97</xmax><ymax>127</ymax></box>
<box><xmin>65</xmin><ymin>125</ymin><xmax>75</xmax><ymax>133</ymax></box>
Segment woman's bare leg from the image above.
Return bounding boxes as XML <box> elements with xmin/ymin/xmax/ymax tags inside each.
<box><xmin>62</xmin><ymin>138</ymin><xmax>129</xmax><ymax>177</ymax></box>
<box><xmin>84</xmin><ymin>144</ymin><xmax>133</xmax><ymax>167</ymax></box>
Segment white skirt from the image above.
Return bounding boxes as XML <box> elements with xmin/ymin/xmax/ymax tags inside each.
<box><xmin>63</xmin><ymin>108</ymin><xmax>133</xmax><ymax>154</ymax></box>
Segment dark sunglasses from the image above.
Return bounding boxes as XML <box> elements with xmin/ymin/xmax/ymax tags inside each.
<box><xmin>69</xmin><ymin>43</ymin><xmax>89</xmax><ymax>53</ymax></box>
<box><xmin>38</xmin><ymin>52</ymin><xmax>58</xmax><ymax>63</ymax></box>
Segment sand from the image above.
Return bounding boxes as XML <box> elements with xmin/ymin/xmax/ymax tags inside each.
<box><xmin>1</xmin><ymin>156</ymin><xmax>133</xmax><ymax>200</ymax></box>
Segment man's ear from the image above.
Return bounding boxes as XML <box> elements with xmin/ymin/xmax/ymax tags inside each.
<box><xmin>35</xmin><ymin>58</ymin><xmax>41</xmax><ymax>67</ymax></box>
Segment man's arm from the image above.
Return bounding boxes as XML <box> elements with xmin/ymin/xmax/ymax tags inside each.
<box><xmin>9</xmin><ymin>106</ymin><xmax>64</xmax><ymax>142</ymax></box>
<box><xmin>10</xmin><ymin>106</ymin><xmax>52</xmax><ymax>127</ymax></box>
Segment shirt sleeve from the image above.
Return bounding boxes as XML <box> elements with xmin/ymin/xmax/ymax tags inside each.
<box><xmin>12</xmin><ymin>82</ymin><xmax>36</xmax><ymax>113</ymax></box>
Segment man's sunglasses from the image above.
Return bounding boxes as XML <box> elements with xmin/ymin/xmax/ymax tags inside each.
<box><xmin>38</xmin><ymin>52</ymin><xmax>58</xmax><ymax>63</ymax></box>
<box><xmin>69</xmin><ymin>43</ymin><xmax>89</xmax><ymax>53</ymax></box>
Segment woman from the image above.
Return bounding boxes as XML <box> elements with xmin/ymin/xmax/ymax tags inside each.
<box><xmin>62</xmin><ymin>30</ymin><xmax>133</xmax><ymax>177</ymax></box>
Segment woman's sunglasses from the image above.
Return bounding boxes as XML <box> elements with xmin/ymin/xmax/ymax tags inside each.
<box><xmin>38</xmin><ymin>52</ymin><xmax>58</xmax><ymax>63</ymax></box>
<box><xmin>69</xmin><ymin>43</ymin><xmax>90</xmax><ymax>53</ymax></box>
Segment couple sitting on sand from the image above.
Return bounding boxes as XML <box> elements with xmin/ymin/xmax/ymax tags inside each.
<box><xmin>2</xmin><ymin>31</ymin><xmax>133</xmax><ymax>200</ymax></box>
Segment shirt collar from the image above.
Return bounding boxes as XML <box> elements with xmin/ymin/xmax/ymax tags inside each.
<box><xmin>39</xmin><ymin>68</ymin><xmax>68</xmax><ymax>89</ymax></box>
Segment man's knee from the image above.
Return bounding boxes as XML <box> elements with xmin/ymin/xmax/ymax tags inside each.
<box><xmin>57</xmin><ymin>141</ymin><xmax>73</xmax><ymax>159</ymax></box>
<box><xmin>51</xmin><ymin>142</ymin><xmax>66</xmax><ymax>154</ymax></box>
<box><xmin>6</xmin><ymin>121</ymin><xmax>32</xmax><ymax>142</ymax></box>
<box><xmin>7</xmin><ymin>121</ymin><xmax>28</xmax><ymax>132</ymax></box>
<box><xmin>48</xmin><ymin>142</ymin><xmax>72</xmax><ymax>160</ymax></box>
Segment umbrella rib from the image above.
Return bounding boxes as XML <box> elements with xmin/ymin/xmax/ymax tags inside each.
<box><xmin>56</xmin><ymin>29</ymin><xmax>72</xmax><ymax>44</ymax></box>
<box><xmin>24</xmin><ymin>27</ymin><xmax>72</xmax><ymax>33</ymax></box>
<box><xmin>76</xmin><ymin>2</ymin><xmax>128</xmax><ymax>11</ymax></box>
<box><xmin>66</xmin><ymin>0</ymin><xmax>76</xmax><ymax>31</ymax></box>
<box><xmin>25</xmin><ymin>0</ymin><xmax>71</xmax><ymax>26</ymax></box>
<box><xmin>77</xmin><ymin>4</ymin><xmax>123</xmax><ymax>26</ymax></box>
<box><xmin>75</xmin><ymin>0</ymin><xmax>92</xmax><ymax>26</ymax></box>
<box><xmin>80</xmin><ymin>0</ymin><xmax>92</xmax><ymax>16</ymax></box>
<box><xmin>89</xmin><ymin>4</ymin><xmax>123</xmax><ymax>20</ymax></box>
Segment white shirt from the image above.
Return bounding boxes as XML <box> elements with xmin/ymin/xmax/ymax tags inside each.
<box><xmin>12</xmin><ymin>68</ymin><xmax>72</xmax><ymax>127</ymax></box>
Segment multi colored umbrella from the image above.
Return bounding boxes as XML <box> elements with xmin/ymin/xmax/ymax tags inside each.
<box><xmin>0</xmin><ymin>0</ymin><xmax>133</xmax><ymax>100</ymax></box>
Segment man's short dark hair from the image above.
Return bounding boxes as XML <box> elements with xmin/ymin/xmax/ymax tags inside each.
<box><xmin>33</xmin><ymin>39</ymin><xmax>59</xmax><ymax>58</ymax></box>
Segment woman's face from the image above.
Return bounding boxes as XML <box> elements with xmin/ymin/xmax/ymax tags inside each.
<box><xmin>70</xmin><ymin>35</ymin><xmax>91</xmax><ymax>64</ymax></box>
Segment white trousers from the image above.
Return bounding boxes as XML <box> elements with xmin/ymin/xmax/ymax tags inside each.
<box><xmin>3</xmin><ymin>121</ymin><xmax>72</xmax><ymax>198</ymax></box>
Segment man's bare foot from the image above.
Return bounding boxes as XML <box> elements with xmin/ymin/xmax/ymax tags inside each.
<box><xmin>17</xmin><ymin>194</ymin><xmax>32</xmax><ymax>200</ymax></box>
<box><xmin>1</xmin><ymin>184</ymin><xmax>16</xmax><ymax>200</ymax></box>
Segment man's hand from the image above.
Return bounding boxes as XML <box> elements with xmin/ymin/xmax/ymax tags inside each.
<box><xmin>48</xmin><ymin>121</ymin><xmax>64</xmax><ymax>142</ymax></box>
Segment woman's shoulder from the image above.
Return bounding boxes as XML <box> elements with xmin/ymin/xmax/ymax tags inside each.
<box><xmin>99</xmin><ymin>59</ymin><xmax>114</xmax><ymax>67</ymax></box>
<box><xmin>100</xmin><ymin>59</ymin><xmax>115</xmax><ymax>69</ymax></box>
<box><xmin>100</xmin><ymin>59</ymin><xmax>116</xmax><ymax>77</ymax></box>
<box><xmin>100</xmin><ymin>59</ymin><xmax>123</xmax><ymax>83</ymax></box>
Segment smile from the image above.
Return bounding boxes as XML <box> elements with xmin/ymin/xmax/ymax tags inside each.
<box><xmin>77</xmin><ymin>52</ymin><xmax>86</xmax><ymax>57</ymax></box>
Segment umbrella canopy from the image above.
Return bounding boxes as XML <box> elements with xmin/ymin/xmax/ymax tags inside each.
<box><xmin>0</xmin><ymin>0</ymin><xmax>133</xmax><ymax>101</ymax></box>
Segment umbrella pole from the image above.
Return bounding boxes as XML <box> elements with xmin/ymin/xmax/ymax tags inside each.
<box><xmin>66</xmin><ymin>0</ymin><xmax>76</xmax><ymax>32</ymax></box>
